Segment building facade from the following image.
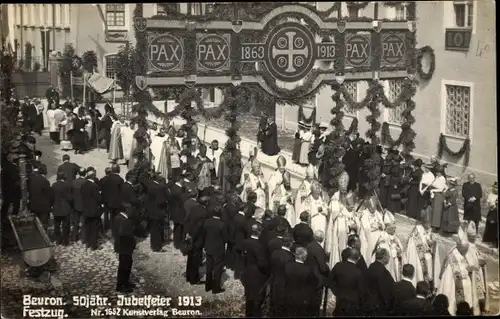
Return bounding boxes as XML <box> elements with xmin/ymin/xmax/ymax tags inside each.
<box><xmin>3</xmin><ymin>2</ymin><xmax>496</xmax><ymax>183</ymax></box>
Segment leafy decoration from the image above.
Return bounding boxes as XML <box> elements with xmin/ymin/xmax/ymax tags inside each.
<box><xmin>81</xmin><ymin>50</ymin><xmax>98</xmax><ymax>73</ymax></box>
<box><xmin>297</xmin><ymin>105</ymin><xmax>316</xmax><ymax>124</ymax></box>
<box><xmin>437</xmin><ymin>134</ymin><xmax>471</xmax><ymax>168</ymax></box>
<box><xmin>416</xmin><ymin>46</ymin><xmax>436</xmax><ymax>81</ymax></box>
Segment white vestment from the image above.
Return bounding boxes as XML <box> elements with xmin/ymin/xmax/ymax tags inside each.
<box><xmin>241</xmin><ymin>172</ymin><xmax>267</xmax><ymax>210</ymax></box>
<box><xmin>46</xmin><ymin>109</ymin><xmax>57</xmax><ymax>132</ymax></box>
<box><xmin>206</xmin><ymin>148</ymin><xmax>223</xmax><ymax>176</ymax></box>
<box><xmin>267</xmin><ymin>169</ymin><xmax>284</xmax><ymax>209</ymax></box>
<box><xmin>301</xmin><ymin>194</ymin><xmax>328</xmax><ymax>247</ymax></box>
<box><xmin>360</xmin><ymin>209</ymin><xmax>384</xmax><ymax>265</ymax></box>
<box><xmin>240</xmin><ymin>158</ymin><xmax>254</xmax><ymax>186</ymax></box>
<box><xmin>295</xmin><ymin>179</ymin><xmax>312</xmax><ymax>218</ymax></box>
<box><xmin>372</xmin><ymin>231</ymin><xmax>404</xmax><ymax>282</ymax></box>
<box><xmin>438</xmin><ymin>248</ymin><xmax>477</xmax><ymax>316</ymax></box>
<box><xmin>122</xmin><ymin>125</ymin><xmax>134</xmax><ymax>161</ymax></box>
<box><xmin>465</xmin><ymin>243</ymin><xmax>486</xmax><ymax>316</ymax></box>
<box><xmin>151</xmin><ymin>134</ymin><xmax>168</xmax><ymax>170</ymax></box>
<box><xmin>404</xmin><ymin>224</ymin><xmax>442</xmax><ymax>287</ymax></box>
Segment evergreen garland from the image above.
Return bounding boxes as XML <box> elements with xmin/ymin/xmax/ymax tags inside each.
<box><xmin>297</xmin><ymin>105</ymin><xmax>316</xmax><ymax>124</ymax></box>
<box><xmin>437</xmin><ymin>133</ymin><xmax>471</xmax><ymax>167</ymax></box>
<box><xmin>416</xmin><ymin>46</ymin><xmax>436</xmax><ymax>81</ymax></box>
<box><xmin>365</xmin><ymin>81</ymin><xmax>382</xmax><ymax>144</ymax></box>
<box><xmin>346</xmin><ymin>118</ymin><xmax>359</xmax><ymax>136</ymax></box>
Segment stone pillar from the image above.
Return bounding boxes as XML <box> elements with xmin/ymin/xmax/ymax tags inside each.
<box><xmin>49</xmin><ymin>51</ymin><xmax>63</xmax><ymax>93</ymax></box>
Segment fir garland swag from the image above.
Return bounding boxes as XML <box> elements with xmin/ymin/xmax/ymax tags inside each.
<box><xmin>416</xmin><ymin>46</ymin><xmax>436</xmax><ymax>81</ymax></box>
<box><xmin>437</xmin><ymin>133</ymin><xmax>471</xmax><ymax>167</ymax></box>
<box><xmin>297</xmin><ymin>105</ymin><xmax>316</xmax><ymax>124</ymax></box>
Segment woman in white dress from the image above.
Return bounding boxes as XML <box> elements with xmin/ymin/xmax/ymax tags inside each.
<box><xmin>298</xmin><ymin>127</ymin><xmax>313</xmax><ymax>165</ymax></box>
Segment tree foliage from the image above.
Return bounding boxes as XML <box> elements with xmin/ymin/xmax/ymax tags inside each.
<box><xmin>81</xmin><ymin>50</ymin><xmax>98</xmax><ymax>73</ymax></box>
<box><xmin>60</xmin><ymin>44</ymin><xmax>77</xmax><ymax>98</ymax></box>
<box><xmin>116</xmin><ymin>42</ymin><xmax>136</xmax><ymax>97</ymax></box>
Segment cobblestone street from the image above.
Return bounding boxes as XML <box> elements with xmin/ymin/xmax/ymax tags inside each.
<box><xmin>1</xmin><ymin>132</ymin><xmax>498</xmax><ymax>317</ymax></box>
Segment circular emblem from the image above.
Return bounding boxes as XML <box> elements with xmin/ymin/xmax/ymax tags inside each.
<box><xmin>196</xmin><ymin>34</ymin><xmax>230</xmax><ymax>71</ymax></box>
<box><xmin>266</xmin><ymin>23</ymin><xmax>316</xmax><ymax>82</ymax></box>
<box><xmin>148</xmin><ymin>34</ymin><xmax>184</xmax><ymax>72</ymax></box>
<box><xmin>345</xmin><ymin>34</ymin><xmax>371</xmax><ymax>67</ymax></box>
<box><xmin>382</xmin><ymin>33</ymin><xmax>406</xmax><ymax>65</ymax></box>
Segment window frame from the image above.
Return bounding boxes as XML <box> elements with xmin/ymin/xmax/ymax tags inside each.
<box><xmin>440</xmin><ymin>79</ymin><xmax>474</xmax><ymax>142</ymax></box>
<box><xmin>103</xmin><ymin>53</ymin><xmax>120</xmax><ymax>80</ymax></box>
<box><xmin>384</xmin><ymin>79</ymin><xmax>408</xmax><ymax>126</ymax></box>
<box><xmin>452</xmin><ymin>0</ymin><xmax>474</xmax><ymax>30</ymax></box>
<box><xmin>342</xmin><ymin>81</ymin><xmax>360</xmax><ymax>119</ymax></box>
<box><xmin>105</xmin><ymin>4</ymin><xmax>126</xmax><ymax>29</ymax></box>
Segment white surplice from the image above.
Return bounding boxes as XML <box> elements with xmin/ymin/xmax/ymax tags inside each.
<box><xmin>301</xmin><ymin>194</ymin><xmax>328</xmax><ymax>246</ymax></box>
<box><xmin>206</xmin><ymin>147</ymin><xmax>223</xmax><ymax>176</ymax></box>
<box><xmin>295</xmin><ymin>179</ymin><xmax>313</xmax><ymax>218</ymax></box>
<box><xmin>404</xmin><ymin>224</ymin><xmax>442</xmax><ymax>288</ymax></box>
<box><xmin>240</xmin><ymin>172</ymin><xmax>267</xmax><ymax>210</ymax></box>
<box><xmin>360</xmin><ymin>209</ymin><xmax>384</xmax><ymax>265</ymax></box>
<box><xmin>438</xmin><ymin>248</ymin><xmax>477</xmax><ymax>316</ymax></box>
<box><xmin>151</xmin><ymin>134</ymin><xmax>168</xmax><ymax>170</ymax></box>
<box><xmin>267</xmin><ymin>169</ymin><xmax>284</xmax><ymax>209</ymax></box>
<box><xmin>121</xmin><ymin>125</ymin><xmax>134</xmax><ymax>161</ymax></box>
<box><xmin>372</xmin><ymin>231</ymin><xmax>404</xmax><ymax>281</ymax></box>
<box><xmin>465</xmin><ymin>243</ymin><xmax>486</xmax><ymax>315</ymax></box>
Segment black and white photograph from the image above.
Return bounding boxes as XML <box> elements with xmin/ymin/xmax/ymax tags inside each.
<box><xmin>0</xmin><ymin>1</ymin><xmax>498</xmax><ymax>317</ymax></box>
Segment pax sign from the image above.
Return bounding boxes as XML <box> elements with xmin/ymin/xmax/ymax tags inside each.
<box><xmin>148</xmin><ymin>34</ymin><xmax>184</xmax><ymax>72</ymax></box>
<box><xmin>345</xmin><ymin>34</ymin><xmax>371</xmax><ymax>67</ymax></box>
<box><xmin>381</xmin><ymin>33</ymin><xmax>406</xmax><ymax>66</ymax></box>
<box><xmin>196</xmin><ymin>34</ymin><xmax>231</xmax><ymax>71</ymax></box>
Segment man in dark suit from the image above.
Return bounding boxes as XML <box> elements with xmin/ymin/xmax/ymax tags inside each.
<box><xmin>28</xmin><ymin>165</ymin><xmax>53</xmax><ymax>230</ymax></box>
<box><xmin>306</xmin><ymin>230</ymin><xmax>330</xmax><ymax>316</ymax></box>
<box><xmin>283</xmin><ymin>246</ymin><xmax>318</xmax><ymax>317</ymax></box>
<box><xmin>99</xmin><ymin>167</ymin><xmax>112</xmax><ymax>233</ymax></box>
<box><xmin>366</xmin><ymin>247</ymin><xmax>395</xmax><ymax>315</ymax></box>
<box><xmin>71</xmin><ymin>167</ymin><xmax>87</xmax><ymax>242</ymax></box>
<box><xmin>341</xmin><ymin>234</ymin><xmax>368</xmax><ymax>273</ymax></box>
<box><xmin>393</xmin><ymin>264</ymin><xmax>417</xmax><ymax>315</ymax></box>
<box><xmin>202</xmin><ymin>205</ymin><xmax>228</xmax><ymax>294</ymax></box>
<box><xmin>232</xmin><ymin>203</ymin><xmax>249</xmax><ymax>279</ymax></box>
<box><xmin>168</xmin><ymin>175</ymin><xmax>186</xmax><ymax>249</ymax></box>
<box><xmin>51</xmin><ymin>172</ymin><xmax>73</xmax><ymax>245</ymax></box>
<box><xmin>241</xmin><ymin>224</ymin><xmax>269</xmax><ymax>317</ymax></box>
<box><xmin>259</xmin><ymin>209</ymin><xmax>277</xmax><ymax>248</ymax></box>
<box><xmin>184</xmin><ymin>195</ymin><xmax>208</xmax><ymax>285</ymax></box>
<box><xmin>105</xmin><ymin>164</ymin><xmax>124</xmax><ymax>232</ymax></box>
<box><xmin>292</xmin><ymin>211</ymin><xmax>314</xmax><ymax>248</ymax></box>
<box><xmin>121</xmin><ymin>172</ymin><xmax>138</xmax><ymax>213</ymax></box>
<box><xmin>273</xmin><ymin>204</ymin><xmax>292</xmax><ymax>233</ymax></box>
<box><xmin>327</xmin><ymin>248</ymin><xmax>367</xmax><ymax>316</ymax></box>
<box><xmin>269</xmin><ymin>235</ymin><xmax>295</xmax><ymax>317</ymax></box>
<box><xmin>267</xmin><ymin>225</ymin><xmax>288</xmax><ymax>258</ymax></box>
<box><xmin>57</xmin><ymin>154</ymin><xmax>80</xmax><ymax>183</ymax></box>
<box><xmin>399</xmin><ymin>281</ymin><xmax>434</xmax><ymax>316</ymax></box>
<box><xmin>80</xmin><ymin>167</ymin><xmax>102</xmax><ymax>250</ymax></box>
<box><xmin>222</xmin><ymin>193</ymin><xmax>239</xmax><ymax>270</ymax></box>
<box><xmin>145</xmin><ymin>174</ymin><xmax>168</xmax><ymax>252</ymax></box>
<box><xmin>113</xmin><ymin>204</ymin><xmax>136</xmax><ymax>293</ymax></box>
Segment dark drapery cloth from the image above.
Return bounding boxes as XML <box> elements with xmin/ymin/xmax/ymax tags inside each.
<box><xmin>292</xmin><ymin>132</ymin><xmax>301</xmax><ymax>163</ymax></box>
<box><xmin>261</xmin><ymin>121</ymin><xmax>280</xmax><ymax>156</ymax></box>
<box><xmin>406</xmin><ymin>168</ymin><xmax>423</xmax><ymax>219</ymax></box>
<box><xmin>462</xmin><ymin>182</ymin><xmax>483</xmax><ymax>224</ymax></box>
<box><xmin>343</xmin><ymin>148</ymin><xmax>361</xmax><ymax>193</ymax></box>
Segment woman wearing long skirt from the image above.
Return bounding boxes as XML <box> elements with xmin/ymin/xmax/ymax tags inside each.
<box><xmin>405</xmin><ymin>158</ymin><xmax>424</xmax><ymax>219</ymax></box>
<box><xmin>483</xmin><ymin>182</ymin><xmax>498</xmax><ymax>247</ymax></box>
<box><xmin>298</xmin><ymin>128</ymin><xmax>312</xmax><ymax>165</ymax></box>
<box><xmin>292</xmin><ymin>122</ymin><xmax>305</xmax><ymax>163</ymax></box>
<box><xmin>440</xmin><ymin>177</ymin><xmax>460</xmax><ymax>234</ymax></box>
<box><xmin>429</xmin><ymin>166</ymin><xmax>448</xmax><ymax>231</ymax></box>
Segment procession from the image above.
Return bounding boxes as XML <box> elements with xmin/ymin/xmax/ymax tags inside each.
<box><xmin>1</xmin><ymin>2</ymin><xmax>498</xmax><ymax>318</ymax></box>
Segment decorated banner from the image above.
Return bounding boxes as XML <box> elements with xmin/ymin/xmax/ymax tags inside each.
<box><xmin>140</xmin><ymin>4</ymin><xmax>415</xmax><ymax>100</ymax></box>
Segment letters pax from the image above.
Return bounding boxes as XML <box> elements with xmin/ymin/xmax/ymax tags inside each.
<box><xmin>149</xmin><ymin>44</ymin><xmax>181</xmax><ymax>61</ymax></box>
<box><xmin>383</xmin><ymin>42</ymin><xmax>404</xmax><ymax>57</ymax></box>
<box><xmin>197</xmin><ymin>44</ymin><xmax>228</xmax><ymax>61</ymax></box>
<box><xmin>346</xmin><ymin>42</ymin><xmax>369</xmax><ymax>58</ymax></box>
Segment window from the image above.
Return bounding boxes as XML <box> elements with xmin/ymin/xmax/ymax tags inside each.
<box><xmin>209</xmin><ymin>87</ymin><xmax>215</xmax><ymax>103</ymax></box>
<box><xmin>348</xmin><ymin>7</ymin><xmax>359</xmax><ymax>18</ymax></box>
<box><xmin>395</xmin><ymin>4</ymin><xmax>407</xmax><ymax>20</ymax></box>
<box><xmin>105</xmin><ymin>54</ymin><xmax>119</xmax><ymax>79</ymax></box>
<box><xmin>387</xmin><ymin>79</ymin><xmax>407</xmax><ymax>125</ymax></box>
<box><xmin>59</xmin><ymin>4</ymin><xmax>64</xmax><ymax>27</ymax></box>
<box><xmin>191</xmin><ymin>3</ymin><xmax>204</xmax><ymax>15</ymax></box>
<box><xmin>156</xmin><ymin>3</ymin><xmax>180</xmax><ymax>15</ymax></box>
<box><xmin>342</xmin><ymin>81</ymin><xmax>358</xmax><ymax>116</ymax></box>
<box><xmin>105</xmin><ymin>4</ymin><xmax>125</xmax><ymax>27</ymax></box>
<box><xmin>445</xmin><ymin>84</ymin><xmax>471</xmax><ymax>138</ymax></box>
<box><xmin>454</xmin><ymin>1</ymin><xmax>473</xmax><ymax>27</ymax></box>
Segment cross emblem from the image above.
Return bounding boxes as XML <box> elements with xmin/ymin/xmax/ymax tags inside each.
<box><xmin>272</xmin><ymin>32</ymin><xmax>309</xmax><ymax>73</ymax></box>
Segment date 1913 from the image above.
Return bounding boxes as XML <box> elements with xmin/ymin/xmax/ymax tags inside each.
<box><xmin>177</xmin><ymin>296</ymin><xmax>202</xmax><ymax>307</ymax></box>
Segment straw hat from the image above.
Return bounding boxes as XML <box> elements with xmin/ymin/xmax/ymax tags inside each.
<box><xmin>448</xmin><ymin>177</ymin><xmax>459</xmax><ymax>186</ymax></box>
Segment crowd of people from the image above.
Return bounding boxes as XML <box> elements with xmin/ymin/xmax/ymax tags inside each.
<box><xmin>1</xmin><ymin>93</ymin><xmax>497</xmax><ymax>316</ymax></box>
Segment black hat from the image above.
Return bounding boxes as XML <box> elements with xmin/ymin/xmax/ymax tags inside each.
<box><xmin>35</xmin><ymin>150</ymin><xmax>43</xmax><ymax>157</ymax></box>
<box><xmin>413</xmin><ymin>158</ymin><xmax>423</xmax><ymax>167</ymax></box>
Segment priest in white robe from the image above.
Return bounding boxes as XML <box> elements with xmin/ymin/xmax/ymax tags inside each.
<box><xmin>360</xmin><ymin>196</ymin><xmax>385</xmax><ymax>265</ymax></box>
<box><xmin>240</xmin><ymin>146</ymin><xmax>258</xmax><ymax>187</ymax></box>
<box><xmin>121</xmin><ymin>122</ymin><xmax>134</xmax><ymax>163</ymax></box>
<box><xmin>151</xmin><ymin>126</ymin><xmax>168</xmax><ymax>171</ymax></box>
<box><xmin>294</xmin><ymin>165</ymin><xmax>317</xmax><ymax>217</ymax></box>
<box><xmin>463</xmin><ymin>222</ymin><xmax>487</xmax><ymax>315</ymax></box>
<box><xmin>268</xmin><ymin>155</ymin><xmax>288</xmax><ymax>212</ymax></box>
<box><xmin>300</xmin><ymin>181</ymin><xmax>328</xmax><ymax>246</ymax></box>
<box><xmin>273</xmin><ymin>172</ymin><xmax>295</xmax><ymax>225</ymax></box>
<box><xmin>438</xmin><ymin>232</ymin><xmax>481</xmax><ymax>316</ymax></box>
<box><xmin>240</xmin><ymin>160</ymin><xmax>267</xmax><ymax>210</ymax></box>
<box><xmin>372</xmin><ymin>211</ymin><xmax>404</xmax><ymax>282</ymax></box>
<box><xmin>206</xmin><ymin>140</ymin><xmax>223</xmax><ymax>177</ymax></box>
<box><xmin>404</xmin><ymin>206</ymin><xmax>442</xmax><ymax>290</ymax></box>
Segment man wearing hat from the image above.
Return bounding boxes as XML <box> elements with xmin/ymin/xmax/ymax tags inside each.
<box><xmin>462</xmin><ymin>173</ymin><xmax>483</xmax><ymax>231</ymax></box>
